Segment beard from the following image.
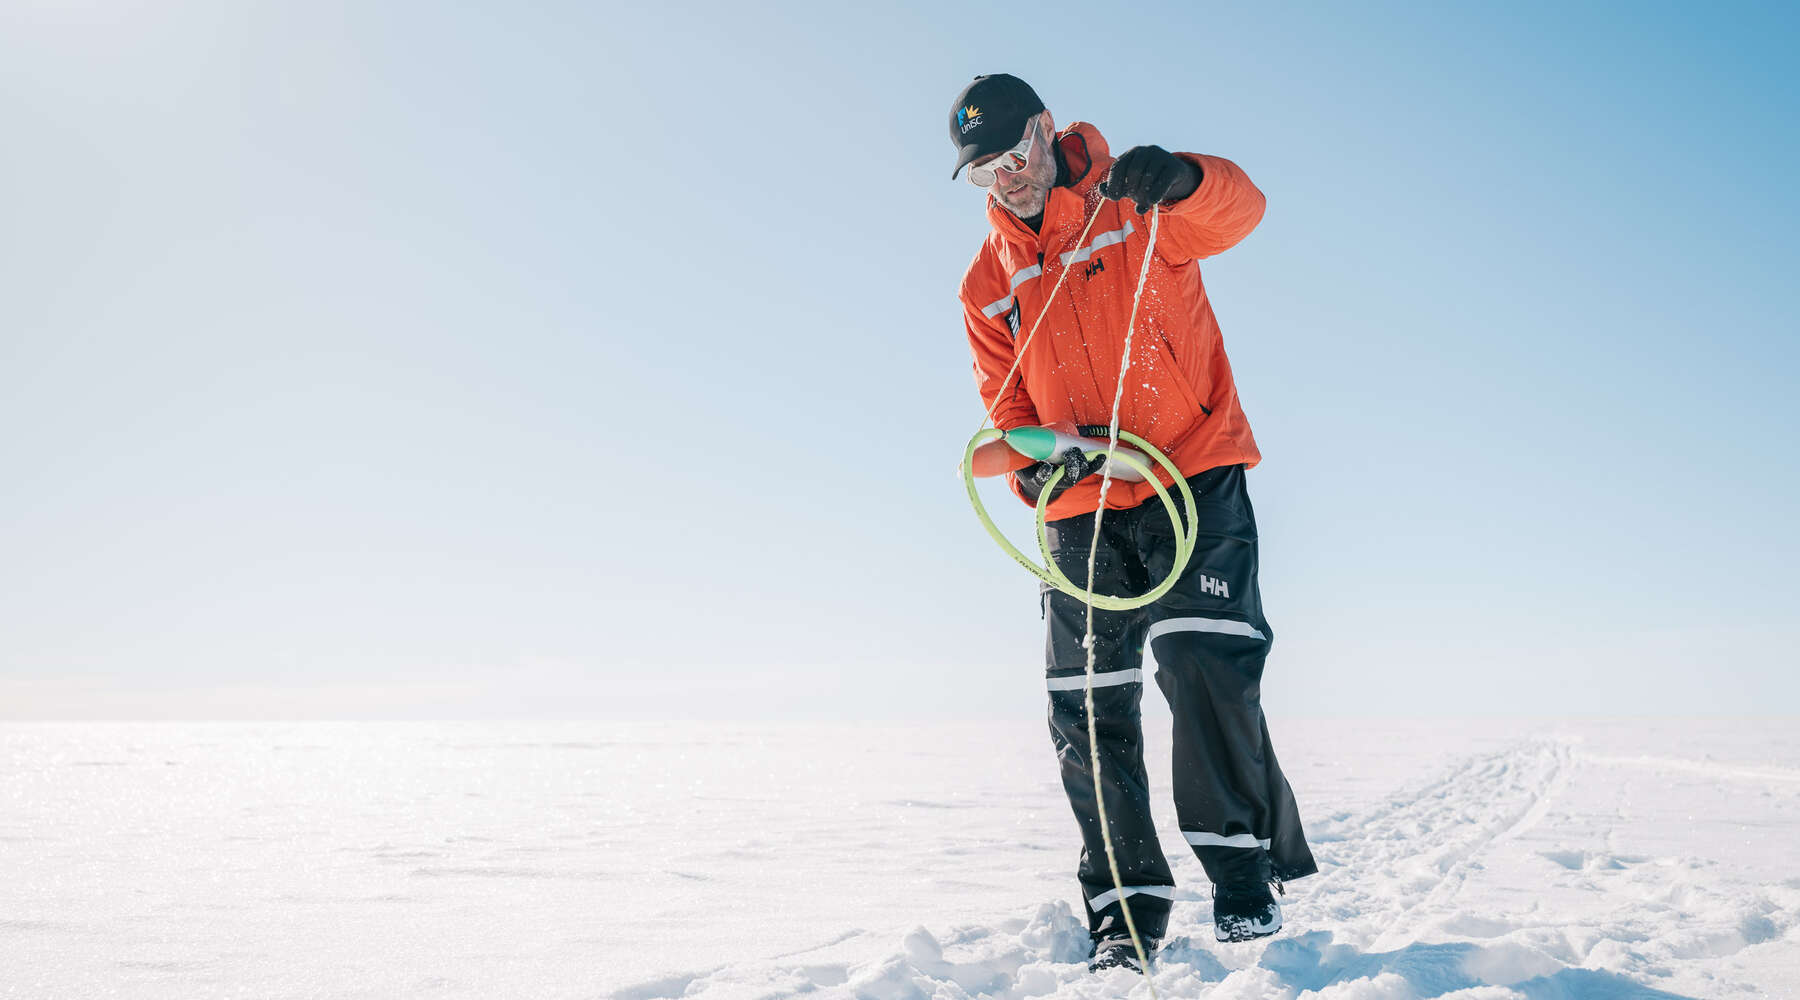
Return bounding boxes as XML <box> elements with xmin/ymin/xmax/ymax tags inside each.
<box><xmin>996</xmin><ymin>180</ymin><xmax>1050</xmax><ymax>219</ymax></box>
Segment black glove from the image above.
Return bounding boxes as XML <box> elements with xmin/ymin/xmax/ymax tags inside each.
<box><xmin>1100</xmin><ymin>145</ymin><xmax>1201</xmax><ymax>213</ymax></box>
<box><xmin>1015</xmin><ymin>446</ymin><xmax>1100</xmax><ymax>505</ymax></box>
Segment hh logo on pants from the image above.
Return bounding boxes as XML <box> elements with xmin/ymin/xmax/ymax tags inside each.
<box><xmin>1200</xmin><ymin>574</ymin><xmax>1230</xmax><ymax>598</ymax></box>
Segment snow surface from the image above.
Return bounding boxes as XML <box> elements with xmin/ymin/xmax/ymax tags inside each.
<box><xmin>3</xmin><ymin>718</ymin><xmax>1798</xmax><ymax>999</ymax></box>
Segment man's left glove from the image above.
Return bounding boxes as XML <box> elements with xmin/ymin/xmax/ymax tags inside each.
<box><xmin>1100</xmin><ymin>145</ymin><xmax>1201</xmax><ymax>213</ymax></box>
<box><xmin>1014</xmin><ymin>446</ymin><xmax>1100</xmax><ymax>506</ymax></box>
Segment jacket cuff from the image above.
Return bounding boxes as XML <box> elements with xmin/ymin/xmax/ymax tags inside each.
<box><xmin>1162</xmin><ymin>153</ymin><xmax>1213</xmax><ymax>214</ymax></box>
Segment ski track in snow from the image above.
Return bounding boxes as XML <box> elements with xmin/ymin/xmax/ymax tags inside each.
<box><xmin>615</xmin><ymin>733</ymin><xmax>1800</xmax><ymax>1000</ymax></box>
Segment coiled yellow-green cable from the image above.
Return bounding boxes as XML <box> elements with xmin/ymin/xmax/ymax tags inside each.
<box><xmin>960</xmin><ymin>427</ymin><xmax>1197</xmax><ymax>610</ymax></box>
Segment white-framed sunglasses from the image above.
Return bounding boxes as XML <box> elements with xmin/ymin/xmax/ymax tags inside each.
<box><xmin>966</xmin><ymin>122</ymin><xmax>1038</xmax><ymax>188</ymax></box>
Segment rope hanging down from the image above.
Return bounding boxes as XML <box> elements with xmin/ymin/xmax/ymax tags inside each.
<box><xmin>1075</xmin><ymin>204</ymin><xmax>1162</xmax><ymax>981</ymax></box>
<box><xmin>959</xmin><ymin>197</ymin><xmax>1183</xmax><ymax>983</ymax></box>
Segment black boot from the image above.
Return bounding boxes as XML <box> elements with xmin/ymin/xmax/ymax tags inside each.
<box><xmin>1213</xmin><ymin>881</ymin><xmax>1282</xmax><ymax>943</ymax></box>
<box><xmin>1088</xmin><ymin>933</ymin><xmax>1155</xmax><ymax>972</ymax></box>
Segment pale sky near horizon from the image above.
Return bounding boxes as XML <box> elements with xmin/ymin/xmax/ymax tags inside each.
<box><xmin>3</xmin><ymin>1</ymin><xmax>1796</xmax><ymax>720</ymax></box>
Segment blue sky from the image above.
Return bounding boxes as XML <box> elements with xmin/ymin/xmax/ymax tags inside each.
<box><xmin>2</xmin><ymin>0</ymin><xmax>1795</xmax><ymax>719</ymax></box>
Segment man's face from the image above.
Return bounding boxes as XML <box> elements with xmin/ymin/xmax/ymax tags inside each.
<box><xmin>976</xmin><ymin>114</ymin><xmax>1056</xmax><ymax>219</ymax></box>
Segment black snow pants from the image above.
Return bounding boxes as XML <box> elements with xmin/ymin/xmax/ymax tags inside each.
<box><xmin>1042</xmin><ymin>463</ymin><xmax>1317</xmax><ymax>942</ymax></box>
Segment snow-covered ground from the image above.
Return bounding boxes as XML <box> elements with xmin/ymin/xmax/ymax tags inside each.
<box><xmin>3</xmin><ymin>717</ymin><xmax>1797</xmax><ymax>999</ymax></box>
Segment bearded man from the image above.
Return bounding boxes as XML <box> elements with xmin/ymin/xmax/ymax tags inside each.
<box><xmin>950</xmin><ymin>73</ymin><xmax>1318</xmax><ymax>973</ymax></box>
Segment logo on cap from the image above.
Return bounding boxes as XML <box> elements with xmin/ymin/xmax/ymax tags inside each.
<box><xmin>957</xmin><ymin>105</ymin><xmax>983</xmax><ymax>134</ymax></box>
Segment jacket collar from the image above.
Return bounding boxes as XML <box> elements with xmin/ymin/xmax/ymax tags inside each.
<box><xmin>985</xmin><ymin>121</ymin><xmax>1112</xmax><ymax>252</ymax></box>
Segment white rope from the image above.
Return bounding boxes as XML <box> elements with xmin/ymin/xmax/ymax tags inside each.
<box><xmin>1080</xmin><ymin>205</ymin><xmax>1162</xmax><ymax>985</ymax></box>
<box><xmin>967</xmin><ymin>179</ymin><xmax>1167</xmax><ymax>983</ymax></box>
<box><xmin>975</xmin><ymin>196</ymin><xmax>1104</xmax><ymax>434</ymax></box>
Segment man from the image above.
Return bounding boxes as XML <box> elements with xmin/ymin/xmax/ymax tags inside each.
<box><xmin>950</xmin><ymin>74</ymin><xmax>1318</xmax><ymax>973</ymax></box>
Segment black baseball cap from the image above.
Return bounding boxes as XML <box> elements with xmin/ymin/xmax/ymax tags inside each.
<box><xmin>948</xmin><ymin>74</ymin><xmax>1046</xmax><ymax>179</ymax></box>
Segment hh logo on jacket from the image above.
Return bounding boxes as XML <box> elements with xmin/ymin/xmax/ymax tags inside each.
<box><xmin>1199</xmin><ymin>574</ymin><xmax>1230</xmax><ymax>598</ymax></box>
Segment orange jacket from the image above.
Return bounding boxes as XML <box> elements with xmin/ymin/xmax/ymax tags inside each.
<box><xmin>961</xmin><ymin>121</ymin><xmax>1267</xmax><ymax>521</ymax></box>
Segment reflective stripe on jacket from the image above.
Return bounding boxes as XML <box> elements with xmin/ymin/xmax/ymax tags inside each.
<box><xmin>960</xmin><ymin>121</ymin><xmax>1266</xmax><ymax>521</ymax></box>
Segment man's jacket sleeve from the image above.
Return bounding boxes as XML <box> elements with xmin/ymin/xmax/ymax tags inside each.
<box><xmin>1155</xmin><ymin>154</ymin><xmax>1267</xmax><ymax>263</ymax></box>
<box><xmin>962</xmin><ymin>287</ymin><xmax>1040</xmax><ymax>431</ymax></box>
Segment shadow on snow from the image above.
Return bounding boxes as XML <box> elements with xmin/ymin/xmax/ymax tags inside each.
<box><xmin>1244</xmin><ymin>930</ymin><xmax>1697</xmax><ymax>999</ymax></box>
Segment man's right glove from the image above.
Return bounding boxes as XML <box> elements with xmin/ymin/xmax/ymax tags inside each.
<box><xmin>1014</xmin><ymin>446</ymin><xmax>1100</xmax><ymax>505</ymax></box>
